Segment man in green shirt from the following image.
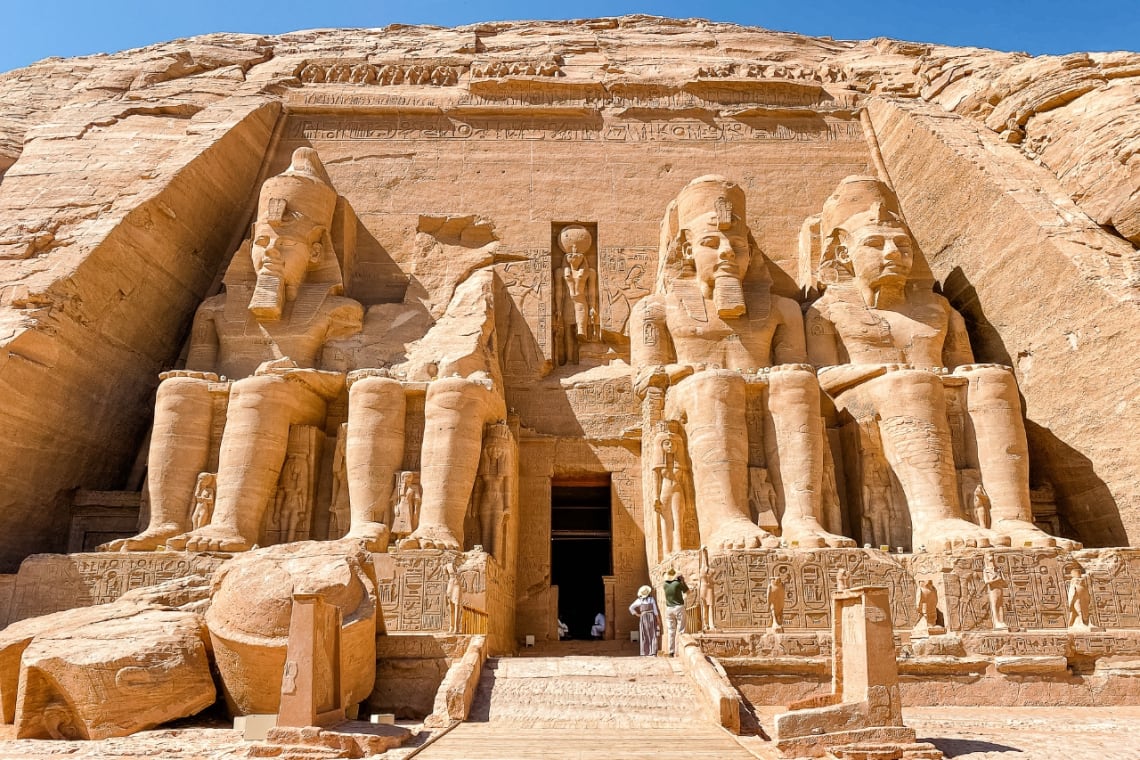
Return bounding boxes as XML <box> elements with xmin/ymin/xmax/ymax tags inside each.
<box><xmin>662</xmin><ymin>568</ymin><xmax>689</xmax><ymax>656</ymax></box>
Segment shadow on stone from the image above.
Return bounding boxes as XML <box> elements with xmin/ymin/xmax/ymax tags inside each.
<box><xmin>926</xmin><ymin>736</ymin><xmax>1021</xmax><ymax>756</ymax></box>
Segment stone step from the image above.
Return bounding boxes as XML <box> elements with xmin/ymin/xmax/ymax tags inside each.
<box><xmin>413</xmin><ymin>726</ymin><xmax>758</xmax><ymax>760</ymax></box>
<box><xmin>468</xmin><ymin>656</ymin><xmax>705</xmax><ymax>728</ymax></box>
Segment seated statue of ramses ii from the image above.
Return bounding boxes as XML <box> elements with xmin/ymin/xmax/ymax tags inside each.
<box><xmin>805</xmin><ymin>176</ymin><xmax>1078</xmax><ymax>551</ymax></box>
<box><xmin>102</xmin><ymin>148</ymin><xmax>366</xmax><ymax>552</ymax></box>
<box><xmin>632</xmin><ymin>176</ymin><xmax>853</xmax><ymax>552</ymax></box>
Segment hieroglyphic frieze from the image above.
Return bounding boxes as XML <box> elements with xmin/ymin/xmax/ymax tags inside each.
<box><xmin>286</xmin><ymin>85</ymin><xmax>858</xmax><ymax>112</ymax></box>
<box><xmin>6</xmin><ymin>552</ymin><xmax>226</xmax><ymax>623</ymax></box>
<box><xmin>906</xmin><ymin>549</ymin><xmax>1073</xmax><ymax>631</ymax></box>
<box><xmin>654</xmin><ymin>548</ymin><xmax>916</xmax><ymax>632</ymax></box>
<box><xmin>285</xmin><ymin>116</ymin><xmax>864</xmax><ymax>143</ymax></box>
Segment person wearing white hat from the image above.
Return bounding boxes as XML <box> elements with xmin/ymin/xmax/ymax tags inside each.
<box><xmin>628</xmin><ymin>585</ymin><xmax>661</xmax><ymax>656</ymax></box>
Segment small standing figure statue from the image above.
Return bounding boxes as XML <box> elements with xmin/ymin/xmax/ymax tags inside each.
<box><xmin>972</xmin><ymin>484</ymin><xmax>992</xmax><ymax>530</ymax></box>
<box><xmin>767</xmin><ymin>574</ymin><xmax>786</xmax><ymax>633</ymax></box>
<box><xmin>190</xmin><ymin>473</ymin><xmax>217</xmax><ymax>531</ymax></box>
<box><xmin>983</xmin><ymin>555</ymin><xmax>1009</xmax><ymax>631</ymax></box>
<box><xmin>327</xmin><ymin>424</ymin><xmax>350</xmax><ymax>539</ymax></box>
<box><xmin>1067</xmin><ymin>564</ymin><xmax>1096</xmax><ymax>631</ymax></box>
<box><xmin>445</xmin><ymin>562</ymin><xmax>462</xmax><ymax>634</ymax></box>
<box><xmin>698</xmin><ymin>546</ymin><xmax>716</xmax><ymax>631</ymax></box>
<box><xmin>913</xmin><ymin>579</ymin><xmax>944</xmax><ymax>637</ymax></box>
<box><xmin>390</xmin><ymin>471</ymin><xmax>422</xmax><ymax>540</ymax></box>
<box><xmin>553</xmin><ymin>224</ymin><xmax>598</xmax><ymax>364</ymax></box>
<box><xmin>653</xmin><ymin>423</ymin><xmax>691</xmax><ymax>555</ymax></box>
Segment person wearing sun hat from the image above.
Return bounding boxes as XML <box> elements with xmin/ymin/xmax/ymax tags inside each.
<box><xmin>662</xmin><ymin>568</ymin><xmax>689</xmax><ymax>656</ymax></box>
<box><xmin>628</xmin><ymin>584</ymin><xmax>661</xmax><ymax>656</ymax></box>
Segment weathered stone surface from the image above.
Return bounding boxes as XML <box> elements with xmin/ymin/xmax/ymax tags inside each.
<box><xmin>14</xmin><ymin>608</ymin><xmax>214</xmax><ymax>739</ymax></box>
<box><xmin>205</xmin><ymin>541</ymin><xmax>377</xmax><ymax>716</ymax></box>
<box><xmin>0</xmin><ymin>575</ymin><xmax>212</xmax><ymax>733</ymax></box>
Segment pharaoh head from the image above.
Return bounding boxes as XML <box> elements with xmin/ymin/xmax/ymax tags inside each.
<box><xmin>820</xmin><ymin>176</ymin><xmax>915</xmax><ymax>305</ymax></box>
<box><xmin>248</xmin><ymin>147</ymin><xmax>338</xmax><ymax>319</ymax></box>
<box><xmin>659</xmin><ymin>175</ymin><xmax>756</xmax><ymax>317</ymax></box>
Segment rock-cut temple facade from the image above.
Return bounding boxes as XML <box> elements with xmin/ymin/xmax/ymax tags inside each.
<box><xmin>0</xmin><ymin>15</ymin><xmax>1138</xmax><ymax>757</ymax></box>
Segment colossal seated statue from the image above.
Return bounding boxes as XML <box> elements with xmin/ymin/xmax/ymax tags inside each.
<box><xmin>804</xmin><ymin>176</ymin><xmax>1078</xmax><ymax>551</ymax></box>
<box><xmin>632</xmin><ymin>176</ymin><xmax>852</xmax><ymax>551</ymax></box>
<box><xmin>102</xmin><ymin>148</ymin><xmax>366</xmax><ymax>553</ymax></box>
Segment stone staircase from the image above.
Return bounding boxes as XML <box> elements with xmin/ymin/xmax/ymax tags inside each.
<box><xmin>413</xmin><ymin>655</ymin><xmax>760</xmax><ymax>759</ymax></box>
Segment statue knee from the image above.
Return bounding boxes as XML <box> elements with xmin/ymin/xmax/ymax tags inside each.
<box><xmin>154</xmin><ymin>376</ymin><xmax>213</xmax><ymax>415</ymax></box>
<box><xmin>956</xmin><ymin>364</ymin><xmax>1020</xmax><ymax>406</ymax></box>
<box><xmin>230</xmin><ymin>374</ymin><xmax>289</xmax><ymax>405</ymax></box>
<box><xmin>347</xmin><ymin>373</ymin><xmax>404</xmax><ymax>414</ymax></box>
<box><xmin>767</xmin><ymin>364</ymin><xmax>821</xmax><ymax>408</ymax></box>
<box><xmin>427</xmin><ymin>374</ymin><xmax>503</xmax><ymax>419</ymax></box>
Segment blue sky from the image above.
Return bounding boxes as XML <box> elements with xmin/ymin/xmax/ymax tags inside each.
<box><xmin>4</xmin><ymin>0</ymin><xmax>1137</xmax><ymax>74</ymax></box>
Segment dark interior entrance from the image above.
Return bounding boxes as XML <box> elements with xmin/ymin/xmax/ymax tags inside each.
<box><xmin>550</xmin><ymin>481</ymin><xmax>612</xmax><ymax>640</ymax></box>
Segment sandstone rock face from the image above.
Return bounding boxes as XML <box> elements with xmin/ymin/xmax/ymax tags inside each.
<box><xmin>0</xmin><ymin>17</ymin><xmax>1135</xmax><ymax>579</ymax></box>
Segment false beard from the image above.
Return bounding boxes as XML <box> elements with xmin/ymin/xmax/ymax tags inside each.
<box><xmin>713</xmin><ymin>273</ymin><xmax>746</xmax><ymax>318</ymax></box>
<box><xmin>249</xmin><ymin>271</ymin><xmax>284</xmax><ymax>321</ymax></box>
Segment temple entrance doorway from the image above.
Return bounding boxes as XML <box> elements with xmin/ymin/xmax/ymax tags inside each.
<box><xmin>550</xmin><ymin>479</ymin><xmax>612</xmax><ymax>640</ymax></box>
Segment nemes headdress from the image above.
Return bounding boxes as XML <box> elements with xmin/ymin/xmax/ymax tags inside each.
<box><xmin>815</xmin><ymin>175</ymin><xmax>934</xmax><ymax>287</ymax></box>
<box><xmin>819</xmin><ymin>176</ymin><xmax>904</xmax><ymax>254</ymax></box>
<box><xmin>656</xmin><ymin>175</ymin><xmax>748</xmax><ymax>291</ymax></box>
<box><xmin>257</xmin><ymin>147</ymin><xmax>338</xmax><ymax>240</ymax></box>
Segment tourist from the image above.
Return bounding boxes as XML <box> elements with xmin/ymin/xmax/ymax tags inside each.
<box><xmin>628</xmin><ymin>585</ymin><xmax>661</xmax><ymax>656</ymax></box>
<box><xmin>591</xmin><ymin>612</ymin><xmax>606</xmax><ymax>639</ymax></box>
<box><xmin>663</xmin><ymin>569</ymin><xmax>689</xmax><ymax>656</ymax></box>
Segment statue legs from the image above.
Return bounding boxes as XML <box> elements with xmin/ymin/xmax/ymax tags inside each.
<box><xmin>167</xmin><ymin>373</ymin><xmax>334</xmax><ymax>552</ymax></box>
<box><xmin>667</xmin><ymin>370</ymin><xmax>775</xmax><ymax>550</ymax></box>
<box><xmin>343</xmin><ymin>373</ymin><xmax>404</xmax><ymax>550</ymax></box>
<box><xmin>100</xmin><ymin>376</ymin><xmax>215</xmax><ymax>551</ymax></box>
<box><xmin>401</xmin><ymin>375</ymin><xmax>505</xmax><ymax>550</ymax></box>
<box><xmin>957</xmin><ymin>364</ymin><xmax>1079</xmax><ymax>549</ymax></box>
<box><xmin>836</xmin><ymin>368</ymin><xmax>1002</xmax><ymax>551</ymax></box>
<box><xmin>766</xmin><ymin>366</ymin><xmax>854</xmax><ymax>548</ymax></box>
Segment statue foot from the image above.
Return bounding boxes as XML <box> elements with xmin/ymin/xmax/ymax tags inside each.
<box><xmin>343</xmin><ymin>521</ymin><xmax>391</xmax><ymax>552</ymax></box>
<box><xmin>991</xmin><ymin>518</ymin><xmax>1082</xmax><ymax>550</ymax></box>
<box><xmin>913</xmin><ymin>518</ymin><xmax>997</xmax><ymax>552</ymax></box>
<box><xmin>781</xmin><ymin>519</ymin><xmax>857</xmax><ymax>549</ymax></box>
<box><xmin>97</xmin><ymin>524</ymin><xmax>184</xmax><ymax>552</ymax></box>
<box><xmin>706</xmin><ymin>519</ymin><xmax>780</xmax><ymax>551</ymax></box>
<box><xmin>398</xmin><ymin>526</ymin><xmax>461</xmax><ymax>550</ymax></box>
<box><xmin>165</xmin><ymin>526</ymin><xmax>251</xmax><ymax>553</ymax></box>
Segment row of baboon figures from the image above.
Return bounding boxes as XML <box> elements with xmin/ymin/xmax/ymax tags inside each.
<box><xmin>100</xmin><ymin>147</ymin><xmax>1075</xmax><ymax>559</ymax></box>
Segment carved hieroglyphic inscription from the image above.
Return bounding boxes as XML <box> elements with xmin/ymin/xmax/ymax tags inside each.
<box><xmin>498</xmin><ymin>250</ymin><xmax>551</xmax><ymax>366</ymax></box>
<box><xmin>6</xmin><ymin>552</ymin><xmax>226</xmax><ymax>623</ymax></box>
<box><xmin>906</xmin><ymin>549</ymin><xmax>1071</xmax><ymax>631</ymax></box>
<box><xmin>286</xmin><ymin>116</ymin><xmax>864</xmax><ymax>143</ymax></box>
<box><xmin>373</xmin><ymin>550</ymin><xmax>494</xmax><ymax>633</ymax></box>
<box><xmin>654</xmin><ymin>548</ymin><xmax>916</xmax><ymax>631</ymax></box>
<box><xmin>598</xmin><ymin>247</ymin><xmax>654</xmax><ymax>336</ymax></box>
